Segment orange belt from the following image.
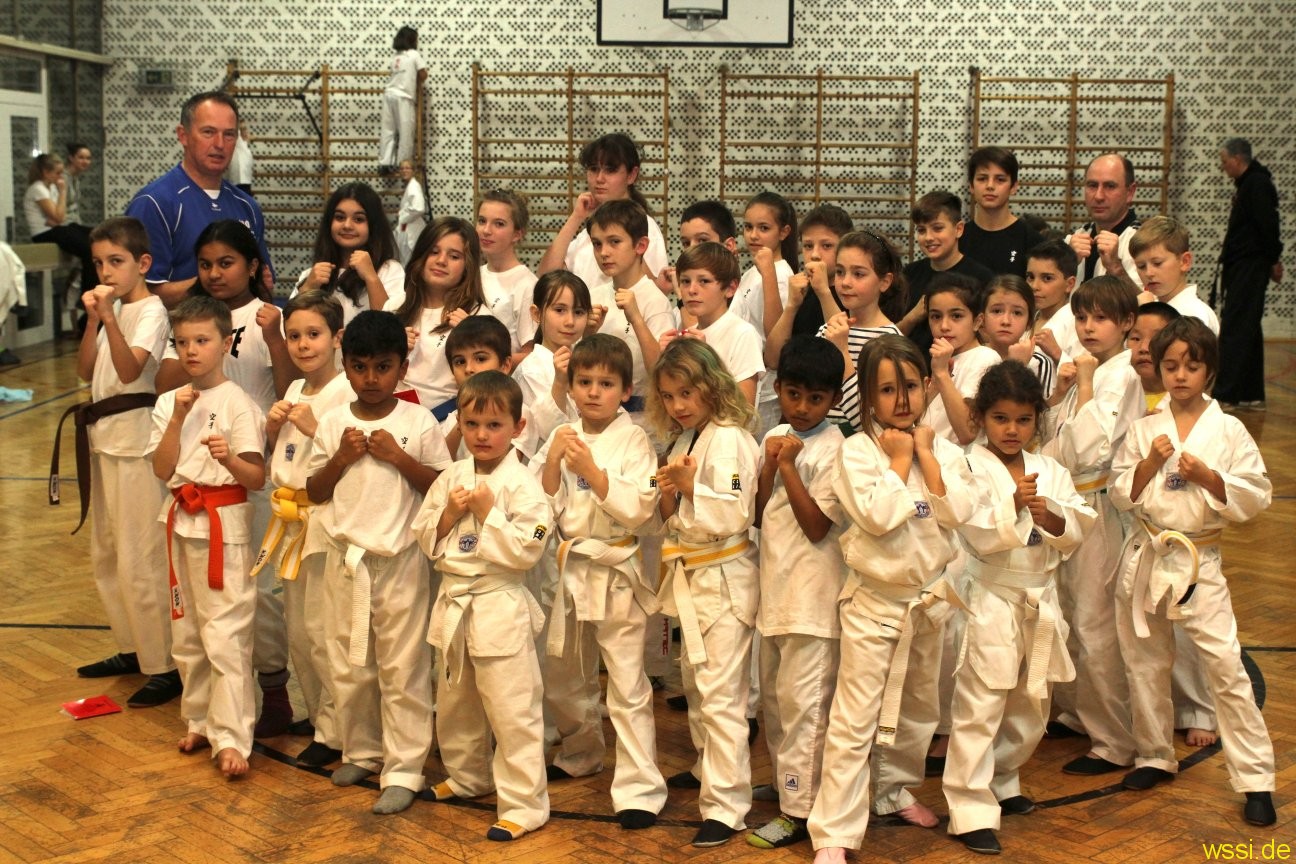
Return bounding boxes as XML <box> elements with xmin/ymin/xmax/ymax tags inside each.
<box><xmin>166</xmin><ymin>483</ymin><xmax>248</xmax><ymax>619</ymax></box>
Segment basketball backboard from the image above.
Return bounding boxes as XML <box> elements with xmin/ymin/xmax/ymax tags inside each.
<box><xmin>596</xmin><ymin>1</ymin><xmax>794</xmax><ymax>48</ymax></box>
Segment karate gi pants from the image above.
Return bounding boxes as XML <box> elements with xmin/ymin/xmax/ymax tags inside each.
<box><xmin>323</xmin><ymin>542</ymin><xmax>432</xmax><ymax>792</ymax></box>
<box><xmin>1115</xmin><ymin>556</ymin><xmax>1274</xmax><ymax>792</ymax></box>
<box><xmin>379</xmin><ymin>92</ymin><xmax>416</xmax><ymax>167</ymax></box>
<box><xmin>759</xmin><ymin>632</ymin><xmax>839</xmax><ymax>818</ymax></box>
<box><xmin>170</xmin><ymin>536</ymin><xmax>256</xmax><ymax>758</ymax></box>
<box><xmin>91</xmin><ymin>453</ymin><xmax>172</xmax><ymax>674</ymax></box>
<box><xmin>1052</xmin><ymin>493</ymin><xmax>1135</xmax><ymax>764</ymax></box>
<box><xmin>280</xmin><ymin>536</ymin><xmax>340</xmax><ymax>749</ymax></box>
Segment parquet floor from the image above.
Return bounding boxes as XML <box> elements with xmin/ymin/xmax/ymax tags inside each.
<box><xmin>1</xmin><ymin>339</ymin><xmax>1293</xmax><ymax>863</ymax></box>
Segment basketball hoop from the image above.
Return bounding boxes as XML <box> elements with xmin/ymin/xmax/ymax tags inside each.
<box><xmin>666</xmin><ymin>7</ymin><xmax>723</xmax><ymax>32</ymax></box>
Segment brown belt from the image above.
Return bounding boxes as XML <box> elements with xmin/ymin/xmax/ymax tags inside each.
<box><xmin>49</xmin><ymin>392</ymin><xmax>158</xmax><ymax>533</ymax></box>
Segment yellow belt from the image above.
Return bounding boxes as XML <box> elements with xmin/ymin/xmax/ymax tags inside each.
<box><xmin>659</xmin><ymin>537</ymin><xmax>751</xmax><ymax>665</ymax></box>
<box><xmin>1072</xmin><ymin>474</ymin><xmax>1110</xmax><ymax>494</ymax></box>
<box><xmin>250</xmin><ymin>487</ymin><xmax>317</xmax><ymax>582</ymax></box>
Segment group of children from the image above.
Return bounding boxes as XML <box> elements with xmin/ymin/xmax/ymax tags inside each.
<box><xmin>67</xmin><ymin>135</ymin><xmax>1277</xmax><ymax>855</ymax></box>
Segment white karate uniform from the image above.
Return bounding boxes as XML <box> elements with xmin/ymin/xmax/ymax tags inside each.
<box><xmin>256</xmin><ymin>374</ymin><xmax>353</xmax><ymax>751</ymax></box>
<box><xmin>533</xmin><ymin>412</ymin><xmax>666</xmax><ymax>814</ymax></box>
<box><xmin>924</xmin><ymin>345</ymin><xmax>1001</xmax><ymax>446</ymax></box>
<box><xmin>87</xmin><ymin>295</ymin><xmax>172</xmax><ymax>675</ymax></box>
<box><xmin>306</xmin><ymin>400</ymin><xmax>452</xmax><ymax>792</ymax></box>
<box><xmin>657</xmin><ymin>422</ymin><xmax>759</xmax><ymax>830</ymax></box>
<box><xmin>481</xmin><ymin>263</ymin><xmax>539</xmax><ymax>351</ymax></box>
<box><xmin>732</xmin><ymin>259</ymin><xmax>793</xmax><ymax>434</ymax></box>
<box><xmin>413</xmin><ymin>450</ymin><xmax>553</xmax><ymax>831</ymax></box>
<box><xmin>565</xmin><ymin>216</ymin><xmax>669</xmax><ymax>300</ymax></box>
<box><xmin>396</xmin><ymin>178</ymin><xmax>426</xmax><ymax>266</ymax></box>
<box><xmin>757</xmin><ymin>420</ymin><xmax>847</xmax><ymax>819</ymax></box>
<box><xmin>807</xmin><ymin>432</ymin><xmax>976</xmax><ymax>851</ymax></box>
<box><xmin>1109</xmin><ymin>400</ymin><xmax>1274</xmax><ymax>792</ymax></box>
<box><xmin>148</xmin><ymin>380</ymin><xmax>266</xmax><ymax>759</ymax></box>
<box><xmin>1040</xmin><ymin>350</ymin><xmax>1143</xmax><ymax>764</ymax></box>
<box><xmin>379</xmin><ymin>48</ymin><xmax>424</xmax><ymax>166</ymax></box>
<box><xmin>292</xmin><ymin>260</ymin><xmax>407</xmax><ymax>329</ymax></box>
<box><xmin>944</xmin><ymin>446</ymin><xmax>1095</xmax><ymax>835</ymax></box>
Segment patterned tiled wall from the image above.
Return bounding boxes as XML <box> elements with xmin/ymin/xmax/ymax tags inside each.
<box><xmin>101</xmin><ymin>0</ymin><xmax>1296</xmax><ymax>335</ymax></box>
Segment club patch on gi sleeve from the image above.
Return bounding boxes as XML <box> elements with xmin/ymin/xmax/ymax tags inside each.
<box><xmin>731</xmin><ymin>473</ymin><xmax>741</xmax><ymax>491</ymax></box>
<box><xmin>533</xmin><ymin>525</ymin><xmax>547</xmax><ymax>541</ymax></box>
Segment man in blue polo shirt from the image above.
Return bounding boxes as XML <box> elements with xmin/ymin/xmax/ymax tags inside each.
<box><xmin>126</xmin><ymin>90</ymin><xmax>274</xmax><ymax>307</ymax></box>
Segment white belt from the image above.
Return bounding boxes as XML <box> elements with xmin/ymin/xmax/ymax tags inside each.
<box><xmin>343</xmin><ymin>543</ymin><xmax>371</xmax><ymax>667</ymax></box>
<box><xmin>546</xmin><ymin>532</ymin><xmax>643</xmax><ymax>657</ymax></box>
<box><xmin>967</xmin><ymin>558</ymin><xmax>1059</xmax><ymax>701</ymax></box>
<box><xmin>438</xmin><ymin>575</ymin><xmax>541</xmax><ymax>683</ymax></box>
<box><xmin>1130</xmin><ymin>518</ymin><xmax>1219</xmax><ymax>638</ymax></box>
<box><xmin>852</xmin><ymin>572</ymin><xmax>966</xmax><ymax>746</ymax></box>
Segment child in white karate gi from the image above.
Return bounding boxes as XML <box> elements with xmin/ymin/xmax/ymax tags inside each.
<box><xmin>1110</xmin><ymin>317</ymin><xmax>1276</xmax><ymax>827</ymax></box>
<box><xmin>535</xmin><ymin>335</ymin><xmax>665</xmax><ymax>828</ymax></box>
<box><xmin>413</xmin><ymin>371</ymin><xmax>553</xmax><ymax>841</ymax></box>
<box><xmin>808</xmin><ymin>335</ymin><xmax>976</xmax><ymax>864</ymax></box>
<box><xmin>649</xmin><ymin>338</ymin><xmax>760</xmax><ymax>848</ymax></box>
<box><xmin>944</xmin><ymin>361</ymin><xmax>1095</xmax><ymax>855</ymax></box>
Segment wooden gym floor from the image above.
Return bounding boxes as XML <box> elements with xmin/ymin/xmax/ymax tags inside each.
<box><xmin>1</xmin><ymin>338</ymin><xmax>1293</xmax><ymax>863</ymax></box>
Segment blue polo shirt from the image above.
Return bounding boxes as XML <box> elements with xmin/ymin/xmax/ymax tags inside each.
<box><xmin>125</xmin><ymin>164</ymin><xmax>273</xmax><ymax>285</ymax></box>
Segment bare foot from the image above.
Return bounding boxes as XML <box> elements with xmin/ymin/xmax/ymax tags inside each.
<box><xmin>1186</xmin><ymin>727</ymin><xmax>1218</xmax><ymax>747</ymax></box>
<box><xmin>814</xmin><ymin>847</ymin><xmax>848</xmax><ymax>864</ymax></box>
<box><xmin>894</xmin><ymin>801</ymin><xmax>939</xmax><ymax>828</ymax></box>
<box><xmin>927</xmin><ymin>734</ymin><xmax>949</xmax><ymax>758</ymax></box>
<box><xmin>177</xmin><ymin>732</ymin><xmax>210</xmax><ymax>754</ymax></box>
<box><xmin>216</xmin><ymin>747</ymin><xmax>248</xmax><ymax>778</ymax></box>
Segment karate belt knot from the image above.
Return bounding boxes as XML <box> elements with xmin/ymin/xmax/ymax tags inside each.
<box><xmin>250</xmin><ymin>487</ymin><xmax>318</xmax><ymax>582</ymax></box>
<box><xmin>165</xmin><ymin>483</ymin><xmax>248</xmax><ymax>619</ymax></box>
<box><xmin>437</xmin><ymin>575</ymin><xmax>543</xmax><ymax>683</ymax></box>
<box><xmin>659</xmin><ymin>537</ymin><xmax>752</xmax><ymax>666</ymax></box>
<box><xmin>48</xmin><ymin>392</ymin><xmax>158</xmax><ymax>533</ymax></box>
<box><xmin>1130</xmin><ymin>518</ymin><xmax>1219</xmax><ymax>638</ymax></box>
<box><xmin>546</xmin><ymin>531</ymin><xmax>644</xmax><ymax>658</ymax></box>
<box><xmin>965</xmin><ymin>559</ymin><xmax>1066</xmax><ymax>702</ymax></box>
<box><xmin>855</xmin><ymin>573</ymin><xmax>966</xmax><ymax>747</ymax></box>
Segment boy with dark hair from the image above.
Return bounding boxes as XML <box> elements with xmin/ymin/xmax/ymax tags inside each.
<box><xmin>1027</xmin><ymin>239</ymin><xmax>1082</xmax><ymax>365</ymax></box>
<box><xmin>305</xmin><ymin>309</ymin><xmax>452</xmax><ymax>814</ymax></box>
<box><xmin>590</xmin><ymin>199</ymin><xmax>678</xmax><ymax>410</ymax></box>
<box><xmin>414</xmin><ymin>370</ymin><xmax>553</xmax><ymax>841</ymax></box>
<box><xmin>748</xmin><ymin>336</ymin><xmax>848</xmax><ymax>850</ymax></box>
<box><xmin>148</xmin><ymin>295</ymin><xmax>266</xmax><ymax>777</ymax></box>
<box><xmin>535</xmin><ymin>333</ymin><xmax>665</xmax><ymax>828</ymax></box>
<box><xmin>679</xmin><ymin>200</ymin><xmax>739</xmax><ymax>252</ymax></box>
<box><xmin>962</xmin><ymin>146</ymin><xmax>1043</xmax><ymax>278</ymax></box>
<box><xmin>1111</xmin><ymin>318</ymin><xmax>1276</xmax><ymax>827</ymax></box>
<box><xmin>71</xmin><ymin>217</ymin><xmax>177</xmax><ymax>707</ymax></box>
<box><xmin>898</xmin><ymin>190</ymin><xmax>994</xmax><ymax>354</ymax></box>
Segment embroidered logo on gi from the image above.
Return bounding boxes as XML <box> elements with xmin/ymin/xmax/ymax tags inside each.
<box><xmin>1027</xmin><ymin>528</ymin><xmax>1043</xmax><ymax>546</ymax></box>
<box><xmin>533</xmin><ymin>525</ymin><xmax>547</xmax><ymax>541</ymax></box>
<box><xmin>1165</xmin><ymin>472</ymin><xmax>1187</xmax><ymax>490</ymax></box>
<box><xmin>207</xmin><ymin>412</ymin><xmax>217</xmax><ymax>429</ymax></box>
<box><xmin>914</xmin><ymin>500</ymin><xmax>932</xmax><ymax>518</ymax></box>
<box><xmin>284</xmin><ymin>443</ymin><xmax>296</xmax><ymax>462</ymax></box>
<box><xmin>576</xmin><ymin>475</ymin><xmax>591</xmax><ymax>491</ymax></box>
<box><xmin>731</xmin><ymin>473</ymin><xmax>741</xmax><ymax>491</ymax></box>
<box><xmin>458</xmin><ymin>533</ymin><xmax>479</xmax><ymax>552</ymax></box>
<box><xmin>401</xmin><ymin>436</ymin><xmax>408</xmax><ymax>446</ymax></box>
<box><xmin>784</xmin><ymin>773</ymin><xmax>800</xmax><ymax>792</ymax></box>
<box><xmin>648</xmin><ymin>476</ymin><xmax>657</xmax><ymax>488</ymax></box>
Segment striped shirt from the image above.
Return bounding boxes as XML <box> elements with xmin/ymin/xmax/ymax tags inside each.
<box><xmin>814</xmin><ymin>323</ymin><xmax>902</xmax><ymax>433</ymax></box>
